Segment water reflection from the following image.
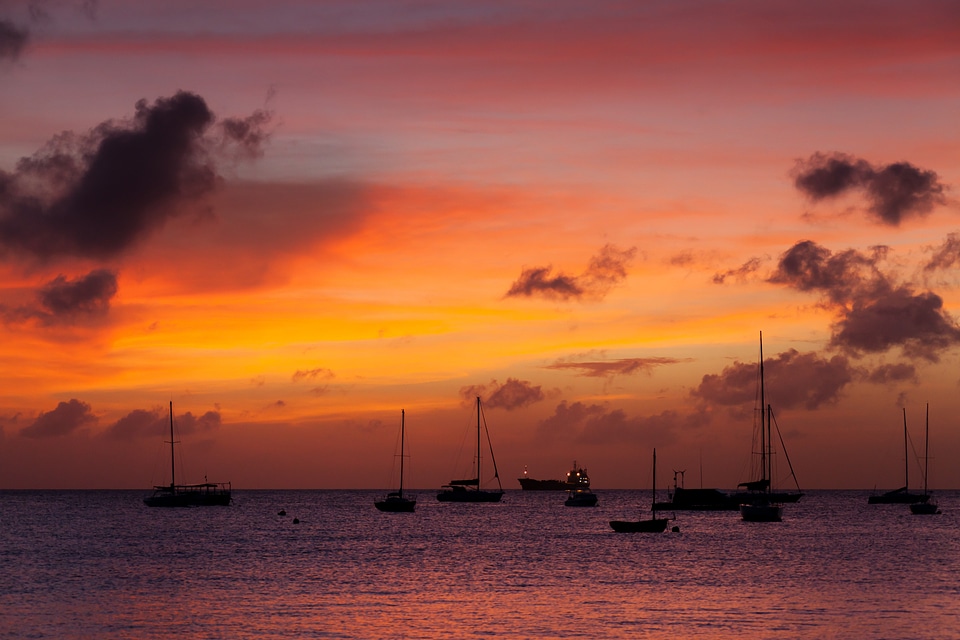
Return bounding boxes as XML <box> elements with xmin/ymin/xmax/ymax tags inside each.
<box><xmin>0</xmin><ymin>490</ymin><xmax>957</xmax><ymax>638</ymax></box>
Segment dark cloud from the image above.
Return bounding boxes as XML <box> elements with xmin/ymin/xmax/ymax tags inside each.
<box><xmin>20</xmin><ymin>399</ymin><xmax>96</xmax><ymax>438</ymax></box>
<box><xmin>865</xmin><ymin>363</ymin><xmax>918</xmax><ymax>385</ymax></box>
<box><xmin>546</xmin><ymin>356</ymin><xmax>686</xmax><ymax>378</ymax></box>
<box><xmin>0</xmin><ymin>19</ymin><xmax>28</xmax><ymax>61</ymax></box>
<box><xmin>833</xmin><ymin>287</ymin><xmax>960</xmax><ymax>361</ymax></box>
<box><xmin>692</xmin><ymin>349</ymin><xmax>856</xmax><ymax>410</ymax></box>
<box><xmin>924</xmin><ymin>232</ymin><xmax>960</xmax><ymax>272</ymax></box>
<box><xmin>101</xmin><ymin>408</ymin><xmax>165</xmax><ymax>441</ymax></box>
<box><xmin>506</xmin><ymin>267</ymin><xmax>582</xmax><ymax>300</ymax></box>
<box><xmin>576</xmin><ymin>407</ymin><xmax>681</xmax><ymax>446</ymax></box>
<box><xmin>102</xmin><ymin>407</ymin><xmax>221</xmax><ymax>440</ymax></box>
<box><xmin>171</xmin><ymin>409</ymin><xmax>221</xmax><ymax>434</ymax></box>
<box><xmin>769</xmin><ymin>240</ymin><xmax>960</xmax><ymax>361</ymax></box>
<box><xmin>536</xmin><ymin>400</ymin><xmax>686</xmax><ymax>446</ymax></box>
<box><xmin>792</xmin><ymin>152</ymin><xmax>947</xmax><ymax>226</ymax></box>
<box><xmin>536</xmin><ymin>400</ymin><xmax>606</xmax><ymax>439</ymax></box>
<box><xmin>505</xmin><ymin>244</ymin><xmax>635</xmax><ymax>301</ymax></box>
<box><xmin>460</xmin><ymin>378</ymin><xmax>544</xmax><ymax>410</ymax></box>
<box><xmin>0</xmin><ymin>91</ymin><xmax>272</xmax><ymax>262</ymax></box>
<box><xmin>1</xmin><ymin>268</ymin><xmax>118</xmax><ymax>326</ymax></box>
<box><xmin>768</xmin><ymin>240</ymin><xmax>883</xmax><ymax>306</ymax></box>
<box><xmin>292</xmin><ymin>368</ymin><xmax>336</xmax><ymax>382</ymax></box>
<box><xmin>37</xmin><ymin>269</ymin><xmax>117</xmax><ymax>317</ymax></box>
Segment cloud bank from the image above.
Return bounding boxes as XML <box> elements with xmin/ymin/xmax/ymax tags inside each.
<box><xmin>20</xmin><ymin>399</ymin><xmax>97</xmax><ymax>438</ymax></box>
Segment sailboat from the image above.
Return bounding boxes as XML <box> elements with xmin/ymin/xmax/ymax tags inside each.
<box><xmin>910</xmin><ymin>404</ymin><xmax>941</xmax><ymax>515</ymax></box>
<box><xmin>437</xmin><ymin>396</ymin><xmax>505</xmax><ymax>502</ymax></box>
<box><xmin>375</xmin><ymin>410</ymin><xmax>416</xmax><ymax>512</ymax></box>
<box><xmin>144</xmin><ymin>401</ymin><xmax>232</xmax><ymax>507</ymax></box>
<box><xmin>868</xmin><ymin>408</ymin><xmax>929</xmax><ymax>504</ymax></box>
<box><xmin>610</xmin><ymin>448</ymin><xmax>669</xmax><ymax>532</ymax></box>
<box><xmin>738</xmin><ymin>332</ymin><xmax>784</xmax><ymax>522</ymax></box>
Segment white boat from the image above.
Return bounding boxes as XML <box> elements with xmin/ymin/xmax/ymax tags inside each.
<box><xmin>375</xmin><ymin>409</ymin><xmax>416</xmax><ymax>513</ymax></box>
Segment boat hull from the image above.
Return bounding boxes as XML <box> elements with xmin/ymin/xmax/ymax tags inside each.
<box><xmin>437</xmin><ymin>489</ymin><xmax>504</xmax><ymax>502</ymax></box>
<box><xmin>609</xmin><ymin>518</ymin><xmax>668</xmax><ymax>533</ymax></box>
<box><xmin>909</xmin><ymin>501</ymin><xmax>940</xmax><ymax>515</ymax></box>
<box><xmin>868</xmin><ymin>488</ymin><xmax>930</xmax><ymax>504</ymax></box>
<box><xmin>144</xmin><ymin>485</ymin><xmax>232</xmax><ymax>508</ymax></box>
<box><xmin>518</xmin><ymin>478</ymin><xmax>572</xmax><ymax>491</ymax></box>
<box><xmin>564</xmin><ymin>490</ymin><xmax>598</xmax><ymax>507</ymax></box>
<box><xmin>375</xmin><ymin>496</ymin><xmax>417</xmax><ymax>512</ymax></box>
<box><xmin>654</xmin><ymin>487</ymin><xmax>739</xmax><ymax>511</ymax></box>
<box><xmin>739</xmin><ymin>502</ymin><xmax>783</xmax><ymax>522</ymax></box>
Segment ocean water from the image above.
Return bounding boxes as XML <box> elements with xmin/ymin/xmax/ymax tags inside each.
<box><xmin>1</xmin><ymin>489</ymin><xmax>958</xmax><ymax>639</ymax></box>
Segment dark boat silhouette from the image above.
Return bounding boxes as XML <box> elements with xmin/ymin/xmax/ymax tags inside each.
<box><xmin>144</xmin><ymin>401</ymin><xmax>231</xmax><ymax>508</ymax></box>
<box><xmin>518</xmin><ymin>461</ymin><xmax>591</xmax><ymax>491</ymax></box>
<box><xmin>653</xmin><ymin>470</ymin><xmax>739</xmax><ymax>511</ymax></box>
<box><xmin>910</xmin><ymin>404</ymin><xmax>941</xmax><ymax>515</ymax></box>
<box><xmin>739</xmin><ymin>332</ymin><xmax>799</xmax><ymax>522</ymax></box>
<box><xmin>610</xmin><ymin>448</ymin><xmax>668</xmax><ymax>533</ymax></box>
<box><xmin>868</xmin><ymin>408</ymin><xmax>930</xmax><ymax>504</ymax></box>
<box><xmin>564</xmin><ymin>486</ymin><xmax>598</xmax><ymax>507</ymax></box>
<box><xmin>437</xmin><ymin>396</ymin><xmax>504</xmax><ymax>503</ymax></box>
<box><xmin>375</xmin><ymin>409</ymin><xmax>416</xmax><ymax>513</ymax></box>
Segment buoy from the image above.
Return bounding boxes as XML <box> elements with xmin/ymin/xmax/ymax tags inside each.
<box><xmin>292</xmin><ymin>517</ymin><xmax>299</xmax><ymax>524</ymax></box>
<box><xmin>278</xmin><ymin>509</ymin><xmax>286</xmax><ymax>516</ymax></box>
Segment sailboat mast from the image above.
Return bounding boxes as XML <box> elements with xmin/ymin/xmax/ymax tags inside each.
<box><xmin>923</xmin><ymin>403</ymin><xmax>929</xmax><ymax>495</ymax></box>
<box><xmin>652</xmin><ymin>448</ymin><xmax>657</xmax><ymax>515</ymax></box>
<box><xmin>476</xmin><ymin>396</ymin><xmax>481</xmax><ymax>488</ymax></box>
<box><xmin>168</xmin><ymin>401</ymin><xmax>175</xmax><ymax>489</ymax></box>
<box><xmin>759</xmin><ymin>331</ymin><xmax>767</xmax><ymax>490</ymax></box>
<box><xmin>399</xmin><ymin>409</ymin><xmax>405</xmax><ymax>499</ymax></box>
<box><xmin>902</xmin><ymin>408</ymin><xmax>908</xmax><ymax>491</ymax></box>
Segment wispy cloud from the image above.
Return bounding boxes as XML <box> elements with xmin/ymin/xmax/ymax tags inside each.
<box><xmin>0</xmin><ymin>19</ymin><xmax>28</xmax><ymax>61</ymax></box>
<box><xmin>712</xmin><ymin>257</ymin><xmax>763</xmax><ymax>284</ymax></box>
<box><xmin>924</xmin><ymin>232</ymin><xmax>960</xmax><ymax>272</ymax></box>
<box><xmin>506</xmin><ymin>244</ymin><xmax>636</xmax><ymax>302</ymax></box>
<box><xmin>546</xmin><ymin>356</ymin><xmax>686</xmax><ymax>378</ymax></box>
<box><xmin>292</xmin><ymin>368</ymin><xmax>336</xmax><ymax>382</ymax></box>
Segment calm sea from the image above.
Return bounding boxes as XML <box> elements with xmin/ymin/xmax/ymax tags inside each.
<box><xmin>1</xmin><ymin>489</ymin><xmax>957</xmax><ymax>639</ymax></box>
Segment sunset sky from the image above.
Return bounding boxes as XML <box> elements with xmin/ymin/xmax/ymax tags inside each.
<box><xmin>1</xmin><ymin>0</ymin><xmax>958</xmax><ymax>491</ymax></box>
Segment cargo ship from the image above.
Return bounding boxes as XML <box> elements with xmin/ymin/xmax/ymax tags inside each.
<box><xmin>518</xmin><ymin>461</ymin><xmax>590</xmax><ymax>490</ymax></box>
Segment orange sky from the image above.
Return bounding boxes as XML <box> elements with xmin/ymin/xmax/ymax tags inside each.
<box><xmin>1</xmin><ymin>0</ymin><xmax>959</xmax><ymax>490</ymax></box>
